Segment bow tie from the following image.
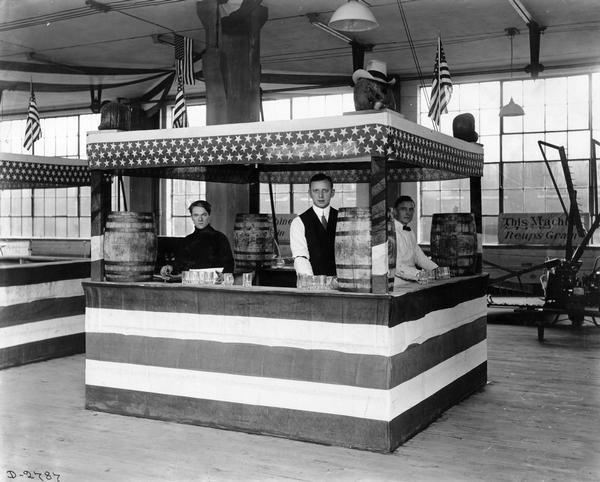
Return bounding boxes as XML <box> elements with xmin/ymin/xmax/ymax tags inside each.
<box><xmin>402</xmin><ymin>225</ymin><xmax>411</xmax><ymax>231</ymax></box>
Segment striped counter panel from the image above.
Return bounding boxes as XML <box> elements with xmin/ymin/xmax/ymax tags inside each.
<box><xmin>0</xmin><ymin>260</ymin><xmax>90</xmax><ymax>369</ymax></box>
<box><xmin>84</xmin><ymin>276</ymin><xmax>487</xmax><ymax>452</ymax></box>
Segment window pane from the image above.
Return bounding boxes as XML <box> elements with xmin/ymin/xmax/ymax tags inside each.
<box><xmin>524</xmin><ymin>188</ymin><xmax>545</xmax><ymax>211</ymax></box>
<box><xmin>421</xmin><ymin>190</ymin><xmax>441</xmax><ymax>215</ymax></box>
<box><xmin>504</xmin><ymin>163</ymin><xmax>523</xmax><ymax>189</ymax></box>
<box><xmin>504</xmin><ymin>190</ymin><xmax>524</xmax><ymax>212</ymax></box>
<box><xmin>483</xmin><ymin>216</ymin><xmax>498</xmax><ymax>244</ymax></box>
<box><xmin>503</xmin><ymin>114</ymin><xmax>523</xmax><ymax>134</ymax></box>
<box><xmin>79</xmin><ymin>216</ymin><xmax>91</xmax><ymax>237</ymax></box>
<box><xmin>546</xmin><ymin>104</ymin><xmax>567</xmax><ymax>131</ymax></box>
<box><xmin>523</xmin><ymin>133</ymin><xmax>543</xmax><ymax>161</ymax></box>
<box><xmin>482</xmin><ymin>164</ymin><xmax>499</xmax><ymax>190</ymax></box>
<box><xmin>479</xmin><ymin>109</ymin><xmax>499</xmax><ymax>136</ymax></box>
<box><xmin>568</xmin><ymin>130</ymin><xmax>590</xmax><ymax>159</ymax></box>
<box><xmin>482</xmin><ymin>189</ymin><xmax>499</xmax><ymax>215</ymax></box>
<box><xmin>523</xmin><ymin>105</ymin><xmax>545</xmax><ymax>132</ymax></box>
<box><xmin>523</xmin><ymin>162</ymin><xmax>545</xmax><ymax>188</ymax></box>
<box><xmin>56</xmin><ymin>217</ymin><xmax>67</xmax><ymax>237</ymax></box>
<box><xmin>502</xmin><ymin>135</ymin><xmax>523</xmax><ymax>162</ymax></box>
<box><xmin>545</xmin><ymin>77</ymin><xmax>567</xmax><ymax>105</ymax></box>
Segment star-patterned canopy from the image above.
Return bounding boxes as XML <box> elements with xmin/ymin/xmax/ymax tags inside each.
<box><xmin>86</xmin><ymin>112</ymin><xmax>483</xmax><ymax>183</ymax></box>
<box><xmin>0</xmin><ymin>153</ymin><xmax>95</xmax><ymax>190</ymax></box>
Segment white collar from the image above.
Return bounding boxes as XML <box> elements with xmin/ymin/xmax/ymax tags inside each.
<box><xmin>312</xmin><ymin>205</ymin><xmax>330</xmax><ymax>218</ymax></box>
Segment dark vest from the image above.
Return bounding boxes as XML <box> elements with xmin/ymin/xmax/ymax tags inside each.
<box><xmin>300</xmin><ymin>207</ymin><xmax>338</xmax><ymax>276</ymax></box>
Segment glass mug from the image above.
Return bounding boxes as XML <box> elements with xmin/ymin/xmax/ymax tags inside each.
<box><xmin>242</xmin><ymin>272</ymin><xmax>254</xmax><ymax>287</ymax></box>
<box><xmin>223</xmin><ymin>273</ymin><xmax>234</xmax><ymax>286</ymax></box>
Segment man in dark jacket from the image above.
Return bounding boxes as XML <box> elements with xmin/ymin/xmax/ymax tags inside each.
<box><xmin>160</xmin><ymin>200</ymin><xmax>234</xmax><ymax>276</ymax></box>
<box><xmin>290</xmin><ymin>173</ymin><xmax>338</xmax><ymax>276</ymax></box>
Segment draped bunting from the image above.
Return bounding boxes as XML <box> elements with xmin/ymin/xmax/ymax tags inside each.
<box><xmin>0</xmin><ymin>160</ymin><xmax>91</xmax><ymax>189</ymax></box>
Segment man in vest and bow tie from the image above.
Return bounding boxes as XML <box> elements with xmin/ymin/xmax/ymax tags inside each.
<box><xmin>393</xmin><ymin>195</ymin><xmax>438</xmax><ymax>288</ymax></box>
<box><xmin>290</xmin><ymin>173</ymin><xmax>338</xmax><ymax>276</ymax></box>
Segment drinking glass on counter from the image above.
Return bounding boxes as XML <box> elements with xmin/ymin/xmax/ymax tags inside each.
<box><xmin>296</xmin><ymin>274</ymin><xmax>336</xmax><ymax>290</ymax></box>
<box><xmin>242</xmin><ymin>272</ymin><xmax>254</xmax><ymax>287</ymax></box>
<box><xmin>416</xmin><ymin>270</ymin><xmax>430</xmax><ymax>285</ymax></box>
<box><xmin>436</xmin><ymin>267</ymin><xmax>451</xmax><ymax>280</ymax></box>
<box><xmin>223</xmin><ymin>273</ymin><xmax>234</xmax><ymax>285</ymax></box>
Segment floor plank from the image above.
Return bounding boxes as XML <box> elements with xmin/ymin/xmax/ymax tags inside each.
<box><xmin>1</xmin><ymin>321</ymin><xmax>599</xmax><ymax>481</ymax></box>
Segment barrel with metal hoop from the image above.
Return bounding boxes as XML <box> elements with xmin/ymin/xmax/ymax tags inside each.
<box><xmin>233</xmin><ymin>213</ymin><xmax>275</xmax><ymax>272</ymax></box>
<box><xmin>103</xmin><ymin>211</ymin><xmax>157</xmax><ymax>282</ymax></box>
<box><xmin>335</xmin><ymin>207</ymin><xmax>372</xmax><ymax>293</ymax></box>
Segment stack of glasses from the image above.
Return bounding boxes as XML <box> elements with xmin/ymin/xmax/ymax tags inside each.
<box><xmin>296</xmin><ymin>274</ymin><xmax>336</xmax><ymax>290</ymax></box>
<box><xmin>182</xmin><ymin>271</ymin><xmax>234</xmax><ymax>286</ymax></box>
<box><xmin>416</xmin><ymin>266</ymin><xmax>451</xmax><ymax>285</ymax></box>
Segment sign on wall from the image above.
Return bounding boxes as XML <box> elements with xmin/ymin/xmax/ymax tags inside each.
<box><xmin>498</xmin><ymin>213</ymin><xmax>588</xmax><ymax>245</ymax></box>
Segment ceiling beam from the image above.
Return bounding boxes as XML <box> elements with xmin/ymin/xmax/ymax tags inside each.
<box><xmin>507</xmin><ymin>0</ymin><xmax>545</xmax><ymax>79</ymax></box>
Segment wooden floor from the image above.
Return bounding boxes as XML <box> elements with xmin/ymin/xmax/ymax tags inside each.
<box><xmin>1</xmin><ymin>319</ymin><xmax>599</xmax><ymax>481</ymax></box>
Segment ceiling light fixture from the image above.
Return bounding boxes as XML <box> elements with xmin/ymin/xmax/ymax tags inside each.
<box><xmin>308</xmin><ymin>13</ymin><xmax>352</xmax><ymax>43</ymax></box>
<box><xmin>499</xmin><ymin>27</ymin><xmax>525</xmax><ymax>118</ymax></box>
<box><xmin>328</xmin><ymin>1</ymin><xmax>378</xmax><ymax>32</ymax></box>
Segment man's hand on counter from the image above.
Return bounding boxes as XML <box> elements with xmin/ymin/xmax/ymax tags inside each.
<box><xmin>160</xmin><ymin>264</ymin><xmax>174</xmax><ymax>279</ymax></box>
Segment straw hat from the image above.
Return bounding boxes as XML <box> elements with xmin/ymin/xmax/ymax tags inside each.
<box><xmin>352</xmin><ymin>59</ymin><xmax>396</xmax><ymax>85</ymax></box>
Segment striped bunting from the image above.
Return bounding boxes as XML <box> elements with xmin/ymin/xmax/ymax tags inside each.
<box><xmin>83</xmin><ymin>278</ymin><xmax>488</xmax><ymax>451</ymax></box>
<box><xmin>23</xmin><ymin>82</ymin><xmax>42</xmax><ymax>150</ymax></box>
<box><xmin>85</xmin><ymin>341</ymin><xmax>486</xmax><ymax>422</ymax></box>
<box><xmin>428</xmin><ymin>37</ymin><xmax>453</xmax><ymax>128</ymax></box>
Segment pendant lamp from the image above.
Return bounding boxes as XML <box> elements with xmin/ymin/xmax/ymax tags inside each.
<box><xmin>500</xmin><ymin>27</ymin><xmax>524</xmax><ymax>117</ymax></box>
<box><xmin>328</xmin><ymin>1</ymin><xmax>379</xmax><ymax>32</ymax></box>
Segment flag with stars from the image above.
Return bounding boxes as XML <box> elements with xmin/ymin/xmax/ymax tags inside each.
<box><xmin>428</xmin><ymin>37</ymin><xmax>452</xmax><ymax>128</ymax></box>
<box><xmin>23</xmin><ymin>82</ymin><xmax>42</xmax><ymax>151</ymax></box>
<box><xmin>172</xmin><ymin>75</ymin><xmax>188</xmax><ymax>128</ymax></box>
<box><xmin>174</xmin><ymin>34</ymin><xmax>194</xmax><ymax>86</ymax></box>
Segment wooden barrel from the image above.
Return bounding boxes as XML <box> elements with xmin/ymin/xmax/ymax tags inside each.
<box><xmin>430</xmin><ymin>213</ymin><xmax>477</xmax><ymax>276</ymax></box>
<box><xmin>233</xmin><ymin>214</ymin><xmax>274</xmax><ymax>272</ymax></box>
<box><xmin>335</xmin><ymin>207</ymin><xmax>372</xmax><ymax>293</ymax></box>
<box><xmin>103</xmin><ymin>212</ymin><xmax>157</xmax><ymax>282</ymax></box>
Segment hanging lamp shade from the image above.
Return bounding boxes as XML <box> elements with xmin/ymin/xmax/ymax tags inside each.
<box><xmin>328</xmin><ymin>1</ymin><xmax>379</xmax><ymax>32</ymax></box>
<box><xmin>499</xmin><ymin>97</ymin><xmax>525</xmax><ymax>117</ymax></box>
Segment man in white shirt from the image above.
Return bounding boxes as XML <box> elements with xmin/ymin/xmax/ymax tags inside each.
<box><xmin>290</xmin><ymin>173</ymin><xmax>338</xmax><ymax>276</ymax></box>
<box><xmin>393</xmin><ymin>195</ymin><xmax>438</xmax><ymax>289</ymax></box>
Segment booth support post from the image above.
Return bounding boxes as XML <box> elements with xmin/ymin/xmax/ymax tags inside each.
<box><xmin>90</xmin><ymin>171</ymin><xmax>110</xmax><ymax>281</ymax></box>
<box><xmin>470</xmin><ymin>175</ymin><xmax>483</xmax><ymax>273</ymax></box>
<box><xmin>370</xmin><ymin>155</ymin><xmax>389</xmax><ymax>294</ymax></box>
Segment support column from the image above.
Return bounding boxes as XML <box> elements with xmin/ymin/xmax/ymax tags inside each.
<box><xmin>470</xmin><ymin>176</ymin><xmax>483</xmax><ymax>273</ymax></box>
<box><xmin>90</xmin><ymin>171</ymin><xmax>111</xmax><ymax>281</ymax></box>
<box><xmin>197</xmin><ymin>0</ymin><xmax>268</xmax><ymax>243</ymax></box>
<box><xmin>370</xmin><ymin>156</ymin><xmax>389</xmax><ymax>294</ymax></box>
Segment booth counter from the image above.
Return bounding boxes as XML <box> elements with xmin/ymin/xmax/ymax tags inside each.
<box><xmin>0</xmin><ymin>257</ymin><xmax>90</xmax><ymax>369</ymax></box>
<box><xmin>83</xmin><ymin>274</ymin><xmax>487</xmax><ymax>452</ymax></box>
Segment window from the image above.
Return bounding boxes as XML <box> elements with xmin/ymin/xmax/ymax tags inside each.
<box><xmin>0</xmin><ymin>113</ymin><xmax>99</xmax><ymax>238</ymax></box>
<box><xmin>418</xmin><ymin>73</ymin><xmax>598</xmax><ymax>245</ymax></box>
<box><xmin>260</xmin><ymin>92</ymin><xmax>358</xmax><ymax>215</ymax></box>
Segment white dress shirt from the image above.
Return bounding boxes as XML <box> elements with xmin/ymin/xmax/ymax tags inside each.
<box><xmin>290</xmin><ymin>205</ymin><xmax>332</xmax><ymax>275</ymax></box>
<box><xmin>394</xmin><ymin>219</ymin><xmax>438</xmax><ymax>288</ymax></box>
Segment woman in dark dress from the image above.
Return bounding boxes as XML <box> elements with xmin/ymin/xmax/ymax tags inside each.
<box><xmin>160</xmin><ymin>200</ymin><xmax>234</xmax><ymax>277</ymax></box>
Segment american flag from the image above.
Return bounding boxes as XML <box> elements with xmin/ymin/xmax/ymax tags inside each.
<box><xmin>175</xmin><ymin>34</ymin><xmax>195</xmax><ymax>86</ymax></box>
<box><xmin>428</xmin><ymin>38</ymin><xmax>453</xmax><ymax>128</ymax></box>
<box><xmin>172</xmin><ymin>74</ymin><xmax>188</xmax><ymax>128</ymax></box>
<box><xmin>23</xmin><ymin>82</ymin><xmax>42</xmax><ymax>150</ymax></box>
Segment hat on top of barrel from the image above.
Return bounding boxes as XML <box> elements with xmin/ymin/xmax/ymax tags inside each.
<box><xmin>352</xmin><ymin>59</ymin><xmax>396</xmax><ymax>85</ymax></box>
